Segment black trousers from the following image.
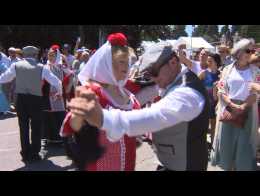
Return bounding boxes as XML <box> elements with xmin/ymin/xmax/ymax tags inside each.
<box><xmin>42</xmin><ymin>111</ymin><xmax>65</xmax><ymax>141</ymax></box>
<box><xmin>16</xmin><ymin>94</ymin><xmax>43</xmax><ymax>158</ymax></box>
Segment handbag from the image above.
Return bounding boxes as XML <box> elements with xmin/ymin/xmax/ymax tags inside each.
<box><xmin>219</xmin><ymin>105</ymin><xmax>248</xmax><ymax>128</ymax></box>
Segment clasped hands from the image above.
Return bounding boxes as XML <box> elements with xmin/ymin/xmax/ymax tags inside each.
<box><xmin>67</xmin><ymin>86</ymin><xmax>104</xmax><ymax>131</ymax></box>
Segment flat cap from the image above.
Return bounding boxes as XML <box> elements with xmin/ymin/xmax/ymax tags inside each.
<box><xmin>22</xmin><ymin>46</ymin><xmax>39</xmax><ymax>56</ymax></box>
<box><xmin>139</xmin><ymin>42</ymin><xmax>175</xmax><ymax>72</ymax></box>
<box><xmin>8</xmin><ymin>47</ymin><xmax>16</xmax><ymax>52</ymax></box>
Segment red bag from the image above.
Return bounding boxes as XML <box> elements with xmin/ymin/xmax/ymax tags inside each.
<box><xmin>219</xmin><ymin>106</ymin><xmax>248</xmax><ymax>128</ymax></box>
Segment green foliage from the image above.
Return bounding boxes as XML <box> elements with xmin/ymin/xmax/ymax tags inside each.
<box><xmin>0</xmin><ymin>25</ymin><xmax>180</xmax><ymax>50</ymax></box>
<box><xmin>193</xmin><ymin>25</ymin><xmax>219</xmax><ymax>43</ymax></box>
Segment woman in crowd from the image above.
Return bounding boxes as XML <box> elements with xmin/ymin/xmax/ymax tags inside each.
<box><xmin>60</xmin><ymin>33</ymin><xmax>140</xmax><ymax>171</ymax></box>
<box><xmin>42</xmin><ymin>45</ymin><xmax>66</xmax><ymax>151</ymax></box>
<box><xmin>0</xmin><ymin>61</ymin><xmax>10</xmax><ymax>115</ymax></box>
<box><xmin>211</xmin><ymin>39</ymin><xmax>260</xmax><ymax>171</ymax></box>
<box><xmin>198</xmin><ymin>53</ymin><xmax>221</xmax><ymax>149</ymax></box>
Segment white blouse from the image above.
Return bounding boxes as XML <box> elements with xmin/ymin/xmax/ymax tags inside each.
<box><xmin>227</xmin><ymin>67</ymin><xmax>253</xmax><ymax>101</ymax></box>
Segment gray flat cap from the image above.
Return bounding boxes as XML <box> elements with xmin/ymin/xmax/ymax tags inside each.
<box><xmin>139</xmin><ymin>42</ymin><xmax>175</xmax><ymax>72</ymax></box>
<box><xmin>22</xmin><ymin>46</ymin><xmax>39</xmax><ymax>56</ymax></box>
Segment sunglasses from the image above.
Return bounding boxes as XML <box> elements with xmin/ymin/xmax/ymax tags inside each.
<box><xmin>245</xmin><ymin>49</ymin><xmax>255</xmax><ymax>54</ymax></box>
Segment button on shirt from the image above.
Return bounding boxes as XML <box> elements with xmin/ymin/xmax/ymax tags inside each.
<box><xmin>101</xmin><ymin>67</ymin><xmax>205</xmax><ymax>142</ymax></box>
<box><xmin>0</xmin><ymin>58</ymin><xmax>63</xmax><ymax>95</ymax></box>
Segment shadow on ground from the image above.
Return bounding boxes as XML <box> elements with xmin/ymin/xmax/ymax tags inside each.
<box><xmin>14</xmin><ymin>160</ymin><xmax>75</xmax><ymax>171</ymax></box>
<box><xmin>0</xmin><ymin>112</ymin><xmax>17</xmax><ymax>120</ymax></box>
<box><xmin>14</xmin><ymin>145</ymin><xmax>76</xmax><ymax>171</ymax></box>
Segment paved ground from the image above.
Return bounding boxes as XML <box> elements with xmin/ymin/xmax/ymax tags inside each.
<box><xmin>0</xmin><ymin>114</ymin><xmax>256</xmax><ymax>171</ymax></box>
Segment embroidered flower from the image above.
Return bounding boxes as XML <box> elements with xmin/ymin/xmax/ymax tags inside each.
<box><xmin>256</xmin><ymin>75</ymin><xmax>260</xmax><ymax>82</ymax></box>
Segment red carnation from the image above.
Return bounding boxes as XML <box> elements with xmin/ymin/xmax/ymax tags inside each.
<box><xmin>107</xmin><ymin>33</ymin><xmax>127</xmax><ymax>46</ymax></box>
<box><xmin>51</xmin><ymin>44</ymin><xmax>60</xmax><ymax>51</ymax></box>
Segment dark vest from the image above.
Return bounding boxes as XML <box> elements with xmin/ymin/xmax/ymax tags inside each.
<box><xmin>152</xmin><ymin>70</ymin><xmax>210</xmax><ymax>171</ymax></box>
<box><xmin>15</xmin><ymin>58</ymin><xmax>43</xmax><ymax>97</ymax></box>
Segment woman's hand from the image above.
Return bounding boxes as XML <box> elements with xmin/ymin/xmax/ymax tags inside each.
<box><xmin>229</xmin><ymin>103</ymin><xmax>245</xmax><ymax>114</ymax></box>
<box><xmin>68</xmin><ymin>87</ymin><xmax>104</xmax><ymax>129</ymax></box>
<box><xmin>249</xmin><ymin>82</ymin><xmax>260</xmax><ymax>94</ymax></box>
<box><xmin>70</xmin><ymin>113</ymin><xmax>85</xmax><ymax>132</ymax></box>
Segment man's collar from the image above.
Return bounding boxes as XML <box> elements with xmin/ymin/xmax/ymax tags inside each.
<box><xmin>159</xmin><ymin>64</ymin><xmax>188</xmax><ymax>97</ymax></box>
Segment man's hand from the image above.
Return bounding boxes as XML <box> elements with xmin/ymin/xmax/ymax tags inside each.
<box><xmin>68</xmin><ymin>88</ymin><xmax>104</xmax><ymax>129</ymax></box>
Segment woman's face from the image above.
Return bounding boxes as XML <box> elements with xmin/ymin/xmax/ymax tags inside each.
<box><xmin>199</xmin><ymin>49</ymin><xmax>209</xmax><ymax>63</ymax></box>
<box><xmin>207</xmin><ymin>56</ymin><xmax>217</xmax><ymax>69</ymax></box>
<box><xmin>48</xmin><ymin>50</ymin><xmax>56</xmax><ymax>63</ymax></box>
<box><xmin>112</xmin><ymin>50</ymin><xmax>129</xmax><ymax>81</ymax></box>
<box><xmin>238</xmin><ymin>46</ymin><xmax>254</xmax><ymax>66</ymax></box>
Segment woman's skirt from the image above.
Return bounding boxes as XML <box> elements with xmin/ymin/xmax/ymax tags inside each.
<box><xmin>211</xmin><ymin>106</ymin><xmax>257</xmax><ymax>171</ymax></box>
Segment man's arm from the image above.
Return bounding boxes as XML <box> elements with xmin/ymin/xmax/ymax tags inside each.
<box><xmin>0</xmin><ymin>63</ymin><xmax>16</xmax><ymax>84</ymax></box>
<box><xmin>178</xmin><ymin>50</ymin><xmax>193</xmax><ymax>69</ymax></box>
<box><xmin>42</xmin><ymin>67</ymin><xmax>63</xmax><ymax>95</ymax></box>
<box><xmin>101</xmin><ymin>87</ymin><xmax>205</xmax><ymax>142</ymax></box>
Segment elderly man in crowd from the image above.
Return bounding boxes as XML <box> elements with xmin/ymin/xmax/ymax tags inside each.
<box><xmin>217</xmin><ymin>44</ymin><xmax>233</xmax><ymax>67</ymax></box>
<box><xmin>0</xmin><ymin>46</ymin><xmax>62</xmax><ymax>163</ymax></box>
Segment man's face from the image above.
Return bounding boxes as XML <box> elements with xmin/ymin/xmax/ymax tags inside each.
<box><xmin>80</xmin><ymin>52</ymin><xmax>89</xmax><ymax>62</ymax></box>
<box><xmin>9</xmin><ymin>50</ymin><xmax>16</xmax><ymax>58</ymax></box>
<box><xmin>150</xmin><ymin>56</ymin><xmax>181</xmax><ymax>89</ymax></box>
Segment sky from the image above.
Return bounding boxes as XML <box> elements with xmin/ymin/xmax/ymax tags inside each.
<box><xmin>185</xmin><ymin>25</ymin><xmax>226</xmax><ymax>37</ymax></box>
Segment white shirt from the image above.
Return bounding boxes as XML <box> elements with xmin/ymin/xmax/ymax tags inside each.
<box><xmin>66</xmin><ymin>54</ymin><xmax>75</xmax><ymax>67</ymax></box>
<box><xmin>227</xmin><ymin>67</ymin><xmax>253</xmax><ymax>101</ymax></box>
<box><xmin>8</xmin><ymin>57</ymin><xmax>20</xmax><ymax>64</ymax></box>
<box><xmin>0</xmin><ymin>52</ymin><xmax>11</xmax><ymax>67</ymax></box>
<box><xmin>101</xmin><ymin>67</ymin><xmax>205</xmax><ymax>142</ymax></box>
<box><xmin>190</xmin><ymin>60</ymin><xmax>203</xmax><ymax>75</ymax></box>
<box><xmin>0</xmin><ymin>59</ymin><xmax>63</xmax><ymax>95</ymax></box>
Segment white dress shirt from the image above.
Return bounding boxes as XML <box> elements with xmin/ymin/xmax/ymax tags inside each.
<box><xmin>0</xmin><ymin>59</ymin><xmax>63</xmax><ymax>95</ymax></box>
<box><xmin>190</xmin><ymin>60</ymin><xmax>203</xmax><ymax>76</ymax></box>
<box><xmin>101</xmin><ymin>67</ymin><xmax>205</xmax><ymax>142</ymax></box>
<box><xmin>0</xmin><ymin>52</ymin><xmax>11</xmax><ymax>67</ymax></box>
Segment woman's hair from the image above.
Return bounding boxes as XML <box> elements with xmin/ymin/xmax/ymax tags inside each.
<box><xmin>231</xmin><ymin>38</ymin><xmax>255</xmax><ymax>59</ymax></box>
<box><xmin>208</xmin><ymin>52</ymin><xmax>222</xmax><ymax>68</ymax></box>
<box><xmin>111</xmin><ymin>45</ymin><xmax>130</xmax><ymax>56</ymax></box>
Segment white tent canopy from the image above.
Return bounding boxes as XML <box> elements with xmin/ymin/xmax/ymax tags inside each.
<box><xmin>141</xmin><ymin>41</ymin><xmax>156</xmax><ymax>51</ymax></box>
<box><xmin>166</xmin><ymin>39</ymin><xmax>177</xmax><ymax>47</ymax></box>
<box><xmin>171</xmin><ymin>37</ymin><xmax>215</xmax><ymax>52</ymax></box>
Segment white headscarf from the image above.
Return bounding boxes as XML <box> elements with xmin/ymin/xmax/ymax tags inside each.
<box><xmin>78</xmin><ymin>41</ymin><xmax>129</xmax><ymax>95</ymax></box>
<box><xmin>47</xmin><ymin>48</ymin><xmax>62</xmax><ymax>65</ymax></box>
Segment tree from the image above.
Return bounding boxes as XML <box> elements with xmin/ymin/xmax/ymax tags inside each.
<box><xmin>246</xmin><ymin>25</ymin><xmax>260</xmax><ymax>42</ymax></box>
<box><xmin>193</xmin><ymin>25</ymin><xmax>207</xmax><ymax>37</ymax></box>
<box><xmin>231</xmin><ymin>25</ymin><xmax>241</xmax><ymax>35</ymax></box>
<box><xmin>171</xmin><ymin>25</ymin><xmax>187</xmax><ymax>39</ymax></box>
<box><xmin>220</xmin><ymin>25</ymin><xmax>230</xmax><ymax>36</ymax></box>
<box><xmin>205</xmin><ymin>25</ymin><xmax>219</xmax><ymax>42</ymax></box>
<box><xmin>99</xmin><ymin>25</ymin><xmax>176</xmax><ymax>49</ymax></box>
<box><xmin>0</xmin><ymin>25</ymin><xmax>179</xmax><ymax>51</ymax></box>
<box><xmin>193</xmin><ymin>25</ymin><xmax>219</xmax><ymax>42</ymax></box>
